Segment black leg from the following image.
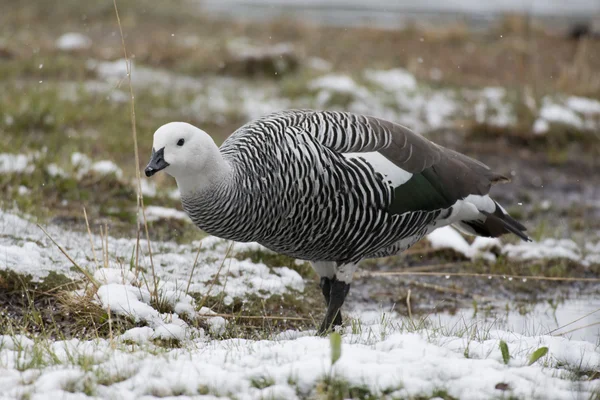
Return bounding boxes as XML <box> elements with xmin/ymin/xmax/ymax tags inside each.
<box><xmin>319</xmin><ymin>277</ymin><xmax>331</xmax><ymax>306</ymax></box>
<box><xmin>317</xmin><ymin>277</ymin><xmax>350</xmax><ymax>335</ymax></box>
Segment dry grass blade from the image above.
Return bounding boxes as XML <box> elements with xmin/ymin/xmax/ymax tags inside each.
<box><xmin>113</xmin><ymin>0</ymin><xmax>158</xmax><ymax>301</ymax></box>
<box><xmin>200</xmin><ymin>313</ymin><xmax>312</xmax><ymax>322</ymax></box>
<box><xmin>554</xmin><ymin>321</ymin><xmax>600</xmax><ymax>337</ymax></box>
<box><xmin>407</xmin><ymin>280</ymin><xmax>465</xmax><ymax>295</ymax></box>
<box><xmin>82</xmin><ymin>207</ymin><xmax>99</xmax><ymax>269</ymax></box>
<box><xmin>406</xmin><ymin>289</ymin><xmax>415</xmax><ymax>329</ymax></box>
<box><xmin>37</xmin><ymin>224</ymin><xmax>100</xmax><ymax>289</ymax></box>
<box><xmin>185</xmin><ymin>242</ymin><xmax>203</xmax><ymax>296</ymax></box>
<box><xmin>197</xmin><ymin>241</ymin><xmax>234</xmax><ymax>311</ymax></box>
<box><xmin>547</xmin><ymin>306</ymin><xmax>600</xmax><ymax>335</ymax></box>
<box><xmin>363</xmin><ymin>271</ymin><xmax>600</xmax><ymax>282</ymax></box>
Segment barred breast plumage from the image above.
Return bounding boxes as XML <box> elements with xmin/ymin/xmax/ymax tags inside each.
<box><xmin>146</xmin><ymin>109</ymin><xmax>530</xmax><ymax>334</ymax></box>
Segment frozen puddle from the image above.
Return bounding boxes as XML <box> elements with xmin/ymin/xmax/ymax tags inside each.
<box><xmin>433</xmin><ymin>298</ymin><xmax>600</xmax><ymax>344</ymax></box>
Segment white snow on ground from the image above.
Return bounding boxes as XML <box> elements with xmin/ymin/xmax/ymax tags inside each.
<box><xmin>427</xmin><ymin>226</ymin><xmax>500</xmax><ymax>261</ymax></box>
<box><xmin>473</xmin><ymin>87</ymin><xmax>517</xmax><ymax>127</ymax></box>
<box><xmin>364</xmin><ymin>68</ymin><xmax>417</xmax><ymax>91</ymax></box>
<box><xmin>71</xmin><ymin>152</ymin><xmax>123</xmax><ymax>179</ymax></box>
<box><xmin>90</xmin><ymin>160</ymin><xmax>123</xmax><ymax>179</ymax></box>
<box><xmin>142</xmin><ymin>205</ymin><xmax>189</xmax><ymax>222</ymax></box>
<box><xmin>534</xmin><ymin>95</ymin><xmax>600</xmax><ymax>134</ymax></box>
<box><xmin>0</xmin><ymin>210</ymin><xmax>304</xmax><ymax>305</ymax></box>
<box><xmin>309</xmin><ymin>74</ymin><xmax>365</xmax><ymax>95</ymax></box>
<box><xmin>539</xmin><ymin>103</ymin><xmax>583</xmax><ymax>129</ymax></box>
<box><xmin>79</xmin><ymin>58</ymin><xmax>600</xmax><ymax>136</ymax></box>
<box><xmin>0</xmin><ymin>153</ymin><xmax>34</xmax><ymax>173</ymax></box>
<box><xmin>88</xmin><ymin>59</ymin><xmax>205</xmax><ymax>92</ymax></box>
<box><xmin>55</xmin><ymin>32</ymin><xmax>92</xmax><ymax>51</ymax></box>
<box><xmin>226</xmin><ymin>40</ymin><xmax>295</xmax><ymax>61</ymax></box>
<box><xmin>1</xmin><ymin>209</ymin><xmax>599</xmax><ymax>398</ymax></box>
<box><xmin>533</xmin><ymin>117</ymin><xmax>550</xmax><ymax>134</ymax></box>
<box><xmin>426</xmin><ymin>226</ymin><xmax>600</xmax><ymax>267</ymax></box>
<box><xmin>46</xmin><ymin>162</ymin><xmax>67</xmax><ymax>177</ymax></box>
<box><xmin>137</xmin><ymin>178</ymin><xmax>157</xmax><ymax>197</ymax></box>
<box><xmin>565</xmin><ymin>96</ymin><xmax>600</xmax><ymax>114</ymax></box>
<box><xmin>0</xmin><ymin>312</ymin><xmax>598</xmax><ymax>399</ymax></box>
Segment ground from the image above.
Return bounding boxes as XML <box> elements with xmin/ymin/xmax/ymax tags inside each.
<box><xmin>0</xmin><ymin>0</ymin><xmax>599</xmax><ymax>399</ymax></box>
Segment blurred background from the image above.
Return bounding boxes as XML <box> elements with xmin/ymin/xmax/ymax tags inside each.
<box><xmin>0</xmin><ymin>0</ymin><xmax>599</xmax><ymax>338</ymax></box>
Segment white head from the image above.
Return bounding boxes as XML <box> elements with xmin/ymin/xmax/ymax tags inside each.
<box><xmin>145</xmin><ymin>122</ymin><xmax>229</xmax><ymax>193</ymax></box>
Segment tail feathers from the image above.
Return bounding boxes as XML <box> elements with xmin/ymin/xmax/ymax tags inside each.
<box><xmin>457</xmin><ymin>202</ymin><xmax>531</xmax><ymax>242</ymax></box>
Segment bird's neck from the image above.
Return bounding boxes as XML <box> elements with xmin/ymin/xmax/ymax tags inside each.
<box><xmin>175</xmin><ymin>150</ymin><xmax>233</xmax><ymax>197</ymax></box>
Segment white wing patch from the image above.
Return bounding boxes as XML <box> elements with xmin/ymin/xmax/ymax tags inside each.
<box><xmin>435</xmin><ymin>194</ymin><xmax>496</xmax><ymax>227</ymax></box>
<box><xmin>463</xmin><ymin>194</ymin><xmax>496</xmax><ymax>213</ymax></box>
<box><xmin>343</xmin><ymin>151</ymin><xmax>412</xmax><ymax>187</ymax></box>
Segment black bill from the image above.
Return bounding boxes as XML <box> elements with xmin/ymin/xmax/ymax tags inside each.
<box><xmin>145</xmin><ymin>147</ymin><xmax>169</xmax><ymax>177</ymax></box>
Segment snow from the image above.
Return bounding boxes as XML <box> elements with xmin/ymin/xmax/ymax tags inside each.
<box><xmin>425</xmin><ymin>226</ymin><xmax>600</xmax><ymax>267</ymax></box>
<box><xmin>503</xmin><ymin>238</ymin><xmax>582</xmax><ymax>262</ymax></box>
<box><xmin>533</xmin><ymin>94</ymin><xmax>600</xmax><ymax>134</ymax></box>
<box><xmin>70</xmin><ymin>152</ymin><xmax>123</xmax><ymax>179</ymax></box>
<box><xmin>474</xmin><ymin>87</ymin><xmax>516</xmax><ymax>127</ymax></box>
<box><xmin>89</xmin><ymin>59</ymin><xmax>204</xmax><ymax>92</ymax></box>
<box><xmin>227</xmin><ymin>40</ymin><xmax>295</xmax><ymax>60</ymax></box>
<box><xmin>1</xmin><ymin>208</ymin><xmax>599</xmax><ymax>398</ymax></box>
<box><xmin>364</xmin><ymin>68</ymin><xmax>417</xmax><ymax>91</ymax></box>
<box><xmin>0</xmin><ymin>153</ymin><xmax>33</xmax><ymax>173</ymax></box>
<box><xmin>46</xmin><ymin>163</ymin><xmax>67</xmax><ymax>177</ymax></box>
<box><xmin>55</xmin><ymin>33</ymin><xmax>92</xmax><ymax>51</ymax></box>
<box><xmin>94</xmin><ymin>267</ymin><xmax>138</xmax><ymax>285</ymax></box>
<box><xmin>533</xmin><ymin>118</ymin><xmax>549</xmax><ymax>134</ymax></box>
<box><xmin>142</xmin><ymin>206</ymin><xmax>189</xmax><ymax>222</ymax></box>
<box><xmin>309</xmin><ymin>74</ymin><xmax>362</xmax><ymax>94</ymax></box>
<box><xmin>309</xmin><ymin>74</ymin><xmax>371</xmax><ymax>105</ymax></box>
<box><xmin>426</xmin><ymin>226</ymin><xmax>500</xmax><ymax>261</ymax></box>
<box><xmin>539</xmin><ymin>103</ymin><xmax>583</xmax><ymax>129</ymax></box>
<box><xmin>91</xmin><ymin>160</ymin><xmax>123</xmax><ymax>179</ymax></box>
<box><xmin>565</xmin><ymin>96</ymin><xmax>600</xmax><ymax>114</ymax></box>
<box><xmin>0</xmin><ymin>210</ymin><xmax>304</xmax><ymax>304</ymax></box>
<box><xmin>307</xmin><ymin>57</ymin><xmax>332</xmax><ymax>71</ymax></box>
<box><xmin>0</xmin><ymin>313</ymin><xmax>598</xmax><ymax>399</ymax></box>
<box><xmin>120</xmin><ymin>327</ymin><xmax>155</xmax><ymax>343</ymax></box>
<box><xmin>138</xmin><ymin>178</ymin><xmax>157</xmax><ymax>197</ymax></box>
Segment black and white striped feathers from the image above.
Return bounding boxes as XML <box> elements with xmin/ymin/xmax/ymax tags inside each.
<box><xmin>149</xmin><ymin>110</ymin><xmax>529</xmax><ymax>265</ymax></box>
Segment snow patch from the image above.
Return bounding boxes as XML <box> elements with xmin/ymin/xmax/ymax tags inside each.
<box><xmin>533</xmin><ymin>118</ymin><xmax>550</xmax><ymax>134</ymax></box>
<box><xmin>0</xmin><ymin>210</ymin><xmax>304</xmax><ymax>304</ymax></box>
<box><xmin>566</xmin><ymin>96</ymin><xmax>600</xmax><ymax>114</ymax></box>
<box><xmin>142</xmin><ymin>206</ymin><xmax>189</xmax><ymax>222</ymax></box>
<box><xmin>364</xmin><ymin>68</ymin><xmax>417</xmax><ymax>91</ymax></box>
<box><xmin>55</xmin><ymin>33</ymin><xmax>92</xmax><ymax>51</ymax></box>
<box><xmin>0</xmin><ymin>316</ymin><xmax>598</xmax><ymax>399</ymax></box>
<box><xmin>94</xmin><ymin>268</ymin><xmax>137</xmax><ymax>285</ymax></box>
<box><xmin>474</xmin><ymin>87</ymin><xmax>516</xmax><ymax>127</ymax></box>
<box><xmin>309</xmin><ymin>74</ymin><xmax>371</xmax><ymax>106</ymax></box>
<box><xmin>539</xmin><ymin>103</ymin><xmax>583</xmax><ymax>129</ymax></box>
<box><xmin>91</xmin><ymin>160</ymin><xmax>123</xmax><ymax>179</ymax></box>
<box><xmin>503</xmin><ymin>239</ymin><xmax>581</xmax><ymax>263</ymax></box>
<box><xmin>426</xmin><ymin>226</ymin><xmax>499</xmax><ymax>260</ymax></box>
<box><xmin>0</xmin><ymin>153</ymin><xmax>34</xmax><ymax>173</ymax></box>
<box><xmin>70</xmin><ymin>152</ymin><xmax>123</xmax><ymax>179</ymax></box>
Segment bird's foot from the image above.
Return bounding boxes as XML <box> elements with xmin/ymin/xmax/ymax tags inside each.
<box><xmin>316</xmin><ymin>278</ymin><xmax>350</xmax><ymax>336</ymax></box>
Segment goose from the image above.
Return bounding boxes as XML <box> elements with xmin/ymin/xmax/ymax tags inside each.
<box><xmin>145</xmin><ymin>110</ymin><xmax>530</xmax><ymax>334</ymax></box>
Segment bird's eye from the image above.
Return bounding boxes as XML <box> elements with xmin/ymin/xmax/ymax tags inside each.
<box><xmin>177</xmin><ymin>138</ymin><xmax>185</xmax><ymax>146</ymax></box>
